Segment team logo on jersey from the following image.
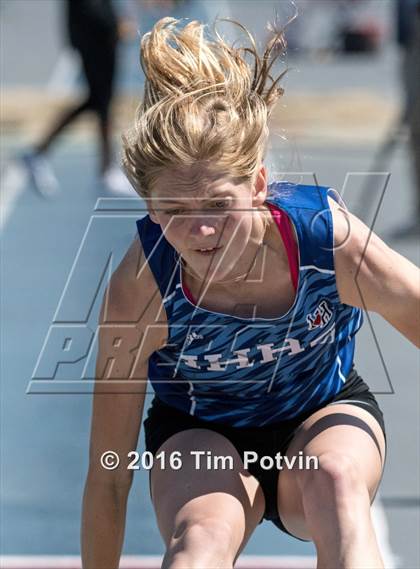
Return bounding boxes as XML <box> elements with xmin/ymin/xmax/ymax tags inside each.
<box><xmin>185</xmin><ymin>331</ymin><xmax>204</xmax><ymax>347</ymax></box>
<box><xmin>306</xmin><ymin>300</ymin><xmax>333</xmax><ymax>330</ymax></box>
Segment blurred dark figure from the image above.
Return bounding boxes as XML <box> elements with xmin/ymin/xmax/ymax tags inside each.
<box><xmin>23</xmin><ymin>0</ymin><xmax>134</xmax><ymax>196</ymax></box>
<box><xmin>336</xmin><ymin>0</ymin><xmax>383</xmax><ymax>54</ymax></box>
<box><xmin>394</xmin><ymin>0</ymin><xmax>420</xmax><ymax>237</ymax></box>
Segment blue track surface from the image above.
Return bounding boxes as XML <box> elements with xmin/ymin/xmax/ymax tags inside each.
<box><xmin>1</xmin><ymin>1</ymin><xmax>419</xmax><ymax>566</ymax></box>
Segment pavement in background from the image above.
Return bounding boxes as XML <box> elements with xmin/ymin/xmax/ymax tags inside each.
<box><xmin>1</xmin><ymin>1</ymin><xmax>419</xmax><ymax>566</ymax></box>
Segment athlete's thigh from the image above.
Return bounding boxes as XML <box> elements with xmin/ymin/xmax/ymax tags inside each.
<box><xmin>150</xmin><ymin>427</ymin><xmax>265</xmax><ymax>551</ymax></box>
<box><xmin>277</xmin><ymin>403</ymin><xmax>386</xmax><ymax>540</ymax></box>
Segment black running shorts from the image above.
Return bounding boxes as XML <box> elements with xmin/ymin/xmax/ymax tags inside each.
<box><xmin>143</xmin><ymin>366</ymin><xmax>386</xmax><ymax>540</ymax></box>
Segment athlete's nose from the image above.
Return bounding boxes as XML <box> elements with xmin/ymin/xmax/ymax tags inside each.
<box><xmin>190</xmin><ymin>217</ymin><xmax>217</xmax><ymax>237</ymax></box>
<box><xmin>198</xmin><ymin>224</ymin><xmax>216</xmax><ymax>237</ymax></box>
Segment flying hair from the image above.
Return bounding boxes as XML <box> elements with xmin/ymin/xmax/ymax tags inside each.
<box><xmin>122</xmin><ymin>16</ymin><xmax>289</xmax><ymax>197</ymax></box>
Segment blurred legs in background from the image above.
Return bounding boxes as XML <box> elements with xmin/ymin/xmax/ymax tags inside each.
<box><xmin>393</xmin><ymin>0</ymin><xmax>420</xmax><ymax>238</ymax></box>
<box><xmin>22</xmin><ymin>0</ymin><xmax>134</xmax><ymax>197</ymax></box>
<box><xmin>405</xmin><ymin>14</ymin><xmax>420</xmax><ymax>228</ymax></box>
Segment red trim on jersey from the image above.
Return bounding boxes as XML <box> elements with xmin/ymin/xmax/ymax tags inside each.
<box><xmin>266</xmin><ymin>202</ymin><xmax>299</xmax><ymax>291</ymax></box>
<box><xmin>182</xmin><ymin>279</ymin><xmax>195</xmax><ymax>303</ymax></box>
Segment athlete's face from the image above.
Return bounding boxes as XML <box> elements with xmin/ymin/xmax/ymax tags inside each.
<box><xmin>148</xmin><ymin>164</ymin><xmax>268</xmax><ymax>283</ymax></box>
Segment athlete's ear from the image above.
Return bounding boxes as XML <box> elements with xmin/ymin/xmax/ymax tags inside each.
<box><xmin>147</xmin><ymin>196</ymin><xmax>160</xmax><ymax>224</ymax></box>
<box><xmin>148</xmin><ymin>207</ymin><xmax>159</xmax><ymax>224</ymax></box>
<box><xmin>252</xmin><ymin>164</ymin><xmax>268</xmax><ymax>206</ymax></box>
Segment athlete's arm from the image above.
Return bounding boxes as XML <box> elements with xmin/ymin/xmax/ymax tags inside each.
<box><xmin>329</xmin><ymin>196</ymin><xmax>420</xmax><ymax>348</ymax></box>
<box><xmin>81</xmin><ymin>238</ymin><xmax>167</xmax><ymax>568</ymax></box>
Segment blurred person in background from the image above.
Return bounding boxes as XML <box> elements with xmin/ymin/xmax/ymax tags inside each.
<box><xmin>336</xmin><ymin>0</ymin><xmax>383</xmax><ymax>54</ymax></box>
<box><xmin>393</xmin><ymin>0</ymin><xmax>420</xmax><ymax>237</ymax></box>
<box><xmin>22</xmin><ymin>0</ymin><xmax>135</xmax><ymax>197</ymax></box>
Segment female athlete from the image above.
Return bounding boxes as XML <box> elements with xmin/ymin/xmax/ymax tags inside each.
<box><xmin>81</xmin><ymin>18</ymin><xmax>420</xmax><ymax>569</ymax></box>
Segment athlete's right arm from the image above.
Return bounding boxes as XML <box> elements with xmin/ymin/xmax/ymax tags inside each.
<box><xmin>81</xmin><ymin>237</ymin><xmax>167</xmax><ymax>569</ymax></box>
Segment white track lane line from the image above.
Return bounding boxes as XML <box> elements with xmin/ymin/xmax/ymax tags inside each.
<box><xmin>0</xmin><ymin>161</ymin><xmax>28</xmax><ymax>231</ymax></box>
<box><xmin>0</xmin><ymin>555</ymin><xmax>317</xmax><ymax>569</ymax></box>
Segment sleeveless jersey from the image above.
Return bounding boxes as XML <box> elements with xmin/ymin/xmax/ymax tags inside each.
<box><xmin>136</xmin><ymin>182</ymin><xmax>363</xmax><ymax>427</ymax></box>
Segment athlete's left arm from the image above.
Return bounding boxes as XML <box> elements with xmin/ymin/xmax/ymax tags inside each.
<box><xmin>328</xmin><ymin>196</ymin><xmax>420</xmax><ymax>348</ymax></box>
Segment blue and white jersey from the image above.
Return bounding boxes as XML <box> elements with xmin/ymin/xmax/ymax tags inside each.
<box><xmin>136</xmin><ymin>182</ymin><xmax>363</xmax><ymax>427</ymax></box>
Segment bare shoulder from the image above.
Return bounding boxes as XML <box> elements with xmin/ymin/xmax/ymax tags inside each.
<box><xmin>326</xmin><ymin>194</ymin><xmax>388</xmax><ymax>306</ymax></box>
<box><xmin>327</xmin><ymin>195</ymin><xmax>419</xmax><ymax>318</ymax></box>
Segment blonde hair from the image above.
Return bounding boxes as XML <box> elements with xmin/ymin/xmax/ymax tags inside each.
<box><xmin>122</xmin><ymin>17</ymin><xmax>287</xmax><ymax>197</ymax></box>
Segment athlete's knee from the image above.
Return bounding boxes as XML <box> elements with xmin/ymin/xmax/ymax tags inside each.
<box><xmin>297</xmin><ymin>451</ymin><xmax>368</xmax><ymax>507</ymax></box>
<box><xmin>163</xmin><ymin>518</ymin><xmax>236</xmax><ymax>569</ymax></box>
<box><xmin>178</xmin><ymin>517</ymin><xmax>235</xmax><ymax>547</ymax></box>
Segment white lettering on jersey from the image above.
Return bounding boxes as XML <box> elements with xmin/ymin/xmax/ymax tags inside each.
<box><xmin>257</xmin><ymin>339</ymin><xmax>305</xmax><ymax>363</ymax></box>
<box><xmin>177</xmin><ymin>326</ymin><xmax>336</xmax><ymax>372</ymax></box>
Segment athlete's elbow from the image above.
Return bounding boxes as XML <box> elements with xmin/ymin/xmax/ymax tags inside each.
<box><xmin>384</xmin><ymin>311</ymin><xmax>420</xmax><ymax>348</ymax></box>
<box><xmin>402</xmin><ymin>324</ymin><xmax>420</xmax><ymax>348</ymax></box>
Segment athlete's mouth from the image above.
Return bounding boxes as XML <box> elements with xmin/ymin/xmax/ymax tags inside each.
<box><xmin>194</xmin><ymin>246</ymin><xmax>222</xmax><ymax>255</ymax></box>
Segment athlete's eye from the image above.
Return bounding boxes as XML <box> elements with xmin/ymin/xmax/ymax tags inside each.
<box><xmin>212</xmin><ymin>198</ymin><xmax>232</xmax><ymax>209</ymax></box>
<box><xmin>164</xmin><ymin>208</ymin><xmax>186</xmax><ymax>216</ymax></box>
